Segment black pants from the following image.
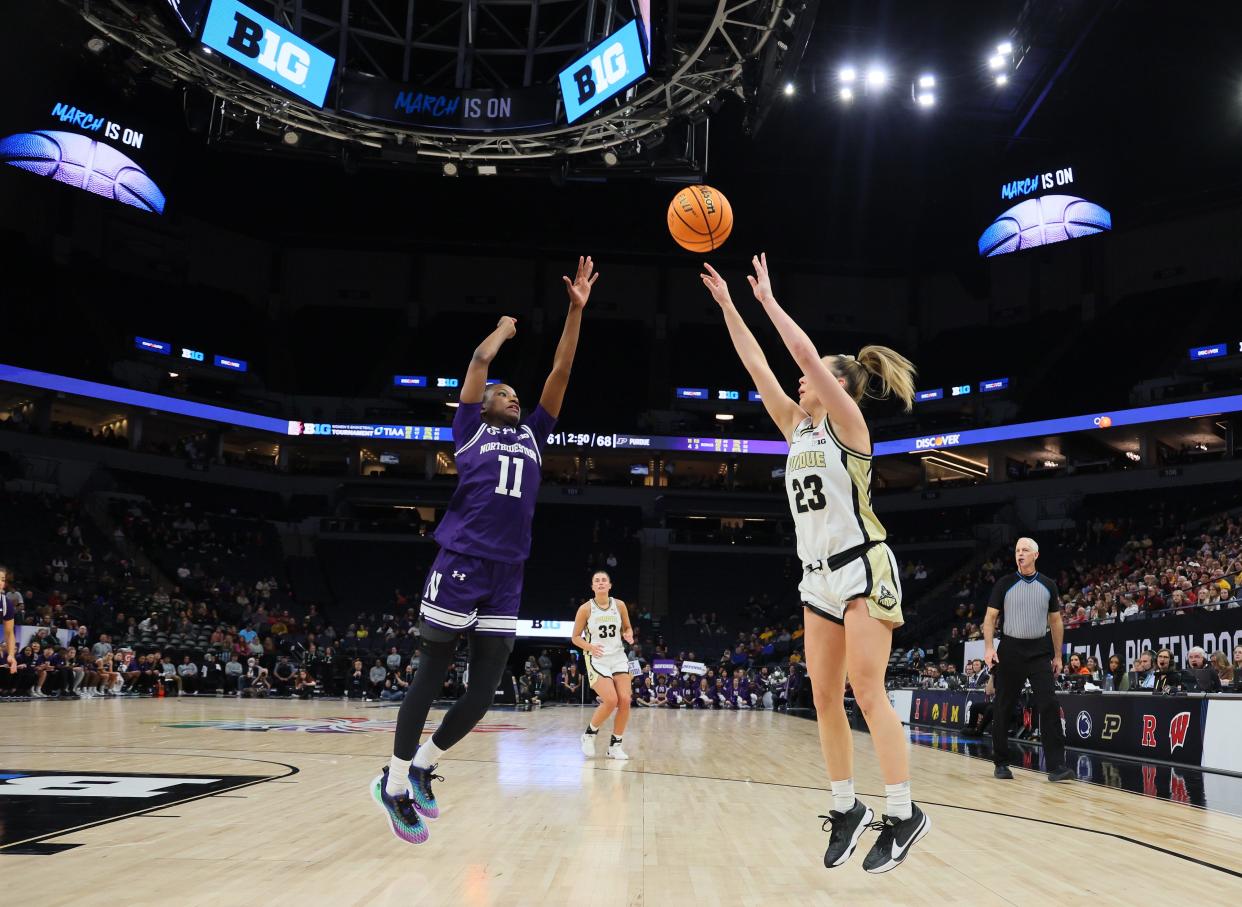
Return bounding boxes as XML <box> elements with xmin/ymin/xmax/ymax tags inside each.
<box><xmin>992</xmin><ymin>636</ymin><xmax>1065</xmax><ymax>770</ymax></box>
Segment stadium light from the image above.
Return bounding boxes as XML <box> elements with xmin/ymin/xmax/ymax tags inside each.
<box><xmin>282</xmin><ymin>130</ymin><xmax>300</xmax><ymax>146</ymax></box>
<box><xmin>714</xmin><ymin>413</ymin><xmax>735</xmax><ymax>421</ymax></box>
<box><xmin>995</xmin><ymin>73</ymin><xmax>1009</xmax><ymax>86</ymax></box>
<box><xmin>446</xmin><ymin>401</ymin><xmax>460</xmax><ymax>408</ymax></box>
<box><xmin>866</xmin><ymin>66</ymin><xmax>888</xmax><ymax>89</ymax></box>
<box><xmin>997</xmin><ymin>40</ymin><xmax>1013</xmax><ymax>55</ymax></box>
<box><xmin>602</xmin><ymin>149</ymin><xmax>620</xmax><ymax>166</ymax></box>
<box><xmin>477</xmin><ymin>164</ymin><xmax>498</xmax><ymax>176</ymax></box>
<box><xmin>784</xmin><ymin>82</ymin><xmax>796</xmax><ymax>96</ymax></box>
<box><xmin>918</xmin><ymin>74</ymin><xmax>936</xmax><ymax>89</ymax></box>
<box><xmin>442</xmin><ymin>161</ymin><xmax>459</xmax><ymax>177</ymax></box>
<box><xmin>839</xmin><ymin>66</ymin><xmax>857</xmax><ymax>84</ymax></box>
<box><xmin>916</xmin><ymin>92</ymin><xmax>935</xmax><ymax>108</ymax></box>
<box><xmin>988</xmin><ymin>54</ymin><xmax>1005</xmax><ymax>70</ymax></box>
<box><xmin>839</xmin><ymin>86</ymin><xmax>854</xmax><ymax>102</ymax></box>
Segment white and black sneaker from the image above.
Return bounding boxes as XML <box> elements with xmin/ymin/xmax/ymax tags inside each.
<box><xmin>580</xmin><ymin>730</ymin><xmax>598</xmax><ymax>757</ymax></box>
<box><xmin>819</xmin><ymin>800</ymin><xmax>874</xmax><ymax>868</ymax></box>
<box><xmin>861</xmin><ymin>804</ymin><xmax>931</xmax><ymax>873</ymax></box>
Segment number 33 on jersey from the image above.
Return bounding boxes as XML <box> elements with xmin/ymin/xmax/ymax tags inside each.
<box><xmin>433</xmin><ymin>401</ymin><xmax>557</xmax><ymax>564</ymax></box>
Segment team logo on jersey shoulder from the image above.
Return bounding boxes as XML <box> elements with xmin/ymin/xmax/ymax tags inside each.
<box><xmin>876</xmin><ymin>583</ymin><xmax>899</xmax><ymax>611</ymax></box>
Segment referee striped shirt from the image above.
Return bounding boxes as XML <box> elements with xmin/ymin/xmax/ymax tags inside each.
<box><xmin>988</xmin><ymin>571</ymin><xmax>1060</xmax><ymax>639</ymax></box>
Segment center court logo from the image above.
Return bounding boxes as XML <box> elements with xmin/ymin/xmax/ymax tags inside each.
<box><xmin>158</xmin><ymin>717</ymin><xmax>525</xmax><ymax>734</ymax></box>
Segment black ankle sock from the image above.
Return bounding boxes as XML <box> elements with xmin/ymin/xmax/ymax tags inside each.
<box><xmin>585</xmin><ymin>726</ymin><xmax>598</xmax><ymax>735</ymax></box>
<box><xmin>610</xmin><ymin>735</ymin><xmax>622</xmax><ymax>745</ymax></box>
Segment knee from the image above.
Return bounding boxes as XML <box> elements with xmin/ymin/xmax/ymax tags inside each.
<box><xmin>850</xmin><ymin>680</ymin><xmax>887</xmax><ymax>715</ymax></box>
<box><xmin>617</xmin><ymin>697</ymin><xmax>631</xmax><ymax>714</ymax></box>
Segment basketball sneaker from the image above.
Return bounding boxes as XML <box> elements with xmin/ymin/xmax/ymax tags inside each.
<box><xmin>606</xmin><ymin>742</ymin><xmax>629</xmax><ymax>760</ymax></box>
<box><xmin>407</xmin><ymin>764</ymin><xmax>442</xmax><ymax>820</ymax></box>
<box><xmin>861</xmin><ymin>804</ymin><xmax>931</xmax><ymax>873</ymax></box>
<box><xmin>580</xmin><ymin>731</ymin><xmax>597</xmax><ymax>757</ymax></box>
<box><xmin>370</xmin><ymin>767</ymin><xmax>429</xmax><ymax>845</ymax></box>
<box><xmin>819</xmin><ymin>800</ymin><xmax>874</xmax><ymax>868</ymax></box>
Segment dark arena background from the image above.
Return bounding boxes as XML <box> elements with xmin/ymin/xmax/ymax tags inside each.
<box><xmin>2</xmin><ymin>0</ymin><xmax>1242</xmax><ymax>902</ymax></box>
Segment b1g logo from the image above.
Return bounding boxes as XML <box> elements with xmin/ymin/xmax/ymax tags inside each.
<box><xmin>202</xmin><ymin>0</ymin><xmax>336</xmax><ymax>107</ymax></box>
<box><xmin>559</xmin><ymin>19</ymin><xmax>648</xmax><ymax>124</ymax></box>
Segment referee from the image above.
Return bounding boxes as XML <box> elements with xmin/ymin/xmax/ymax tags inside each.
<box><xmin>983</xmin><ymin>538</ymin><xmax>1073</xmax><ymax>782</ymax></box>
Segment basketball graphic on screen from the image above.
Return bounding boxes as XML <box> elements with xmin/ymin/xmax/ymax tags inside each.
<box><xmin>977</xmin><ymin>194</ymin><xmax>1110</xmax><ymax>257</ymax></box>
<box><xmin>0</xmin><ymin>129</ymin><xmax>166</xmax><ymax>214</ymax></box>
<box><xmin>668</xmin><ymin>185</ymin><xmax>733</xmax><ymax>252</ymax></box>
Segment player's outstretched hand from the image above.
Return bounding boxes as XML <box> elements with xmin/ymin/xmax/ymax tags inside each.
<box><xmin>563</xmin><ymin>256</ymin><xmax>600</xmax><ymax>309</ymax></box>
<box><xmin>746</xmin><ymin>252</ymin><xmax>775</xmax><ymax>304</ymax></box>
<box><xmin>700</xmin><ymin>263</ymin><xmax>734</xmax><ymax>308</ymax></box>
<box><xmin>496</xmin><ymin>316</ymin><xmax>518</xmax><ymax>339</ymax></box>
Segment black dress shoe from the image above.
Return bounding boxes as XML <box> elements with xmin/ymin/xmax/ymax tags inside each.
<box><xmin>1048</xmin><ymin>767</ymin><xmax>1075</xmax><ymax>783</ymax></box>
<box><xmin>994</xmin><ymin>765</ymin><xmax>1014</xmax><ymax>779</ymax></box>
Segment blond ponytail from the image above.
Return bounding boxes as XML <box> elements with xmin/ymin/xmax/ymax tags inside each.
<box><xmin>832</xmin><ymin>345</ymin><xmax>917</xmax><ymax>412</ymax></box>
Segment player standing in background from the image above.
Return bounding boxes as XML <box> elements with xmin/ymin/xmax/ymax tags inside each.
<box><xmin>572</xmin><ymin>570</ymin><xmax>634</xmax><ymax>760</ymax></box>
<box><xmin>701</xmin><ymin>254</ymin><xmax>929</xmax><ymax>873</ymax></box>
<box><xmin>373</xmin><ymin>256</ymin><xmax>600</xmax><ymax>846</ymax></box>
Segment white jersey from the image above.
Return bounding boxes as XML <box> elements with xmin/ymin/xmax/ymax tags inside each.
<box><xmin>584</xmin><ymin>598</ymin><xmax>624</xmax><ymax>658</ymax></box>
<box><xmin>785</xmin><ymin>416</ymin><xmax>886</xmax><ymax>565</ymax></box>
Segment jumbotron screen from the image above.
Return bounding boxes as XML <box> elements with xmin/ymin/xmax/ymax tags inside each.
<box><xmin>0</xmin><ymin>88</ymin><xmax>168</xmax><ymax>216</ymax></box>
<box><xmin>977</xmin><ymin>159</ymin><xmax>1112</xmax><ymax>257</ymax></box>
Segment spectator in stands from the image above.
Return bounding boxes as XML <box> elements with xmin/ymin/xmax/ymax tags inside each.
<box><xmin>385</xmin><ymin>646</ymin><xmax>402</xmax><ymax>672</ymax></box>
<box><xmin>1233</xmin><ymin>645</ymin><xmax>1242</xmax><ymax>674</ymax></box>
<box><xmin>365</xmin><ymin>659</ymin><xmax>387</xmax><ymax>699</ymax></box>
<box><xmin>224</xmin><ymin>653</ymin><xmax>243</xmax><ymax>692</ymax></box>
<box><xmin>1066</xmin><ymin>654</ymin><xmax>1090</xmax><ymax>676</ymax></box>
<box><xmin>1131</xmin><ymin>650</ymin><xmax>1155</xmax><ymax>689</ymax></box>
<box><xmin>91</xmin><ymin>633</ymin><xmax>113</xmax><ymax>659</ymax></box>
<box><xmin>1210</xmin><ymin>652</ymin><xmax>1234</xmax><ymax>684</ymax></box>
<box><xmin>199</xmin><ymin>653</ymin><xmax>224</xmax><ymax>694</ymax></box>
<box><xmin>346</xmin><ymin>659</ymin><xmax>366</xmax><ymax>698</ymax></box>
<box><xmin>382</xmin><ymin>670</ymin><xmax>408</xmax><ymax>702</ymax></box>
<box><xmin>177</xmin><ymin>656</ymin><xmax>198</xmax><ymax>694</ymax></box>
<box><xmin>160</xmin><ymin>655</ymin><xmax>181</xmax><ymax>695</ymax></box>
<box><xmin>271</xmin><ymin>656</ymin><xmax>296</xmax><ymax>696</ymax></box>
<box><xmin>560</xmin><ymin>663</ymin><xmax>582</xmax><ymax>702</ymax></box>
<box><xmin>294</xmin><ymin>670</ymin><xmax>319</xmax><ymax>699</ymax></box>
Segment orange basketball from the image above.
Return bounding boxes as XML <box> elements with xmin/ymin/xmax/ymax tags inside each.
<box><xmin>667</xmin><ymin>185</ymin><xmax>733</xmax><ymax>252</ymax></box>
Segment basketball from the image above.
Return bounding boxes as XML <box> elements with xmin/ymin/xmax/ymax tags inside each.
<box><xmin>0</xmin><ymin>129</ymin><xmax>166</xmax><ymax>214</ymax></box>
<box><xmin>667</xmin><ymin>185</ymin><xmax>733</xmax><ymax>251</ymax></box>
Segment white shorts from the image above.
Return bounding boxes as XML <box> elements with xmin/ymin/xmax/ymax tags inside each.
<box><xmin>799</xmin><ymin>542</ymin><xmax>904</xmax><ymax>627</ymax></box>
<box><xmin>585</xmin><ymin>650</ymin><xmax>629</xmax><ymax>686</ymax></box>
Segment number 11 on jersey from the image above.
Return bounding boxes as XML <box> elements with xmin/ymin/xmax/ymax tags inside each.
<box><xmin>495</xmin><ymin>454</ymin><xmax>525</xmax><ymax>498</ymax></box>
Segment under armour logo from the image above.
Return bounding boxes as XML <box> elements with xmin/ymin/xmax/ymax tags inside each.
<box><xmin>452</xmin><ymin>571</ymin><xmax>467</xmax><ymax>581</ymax></box>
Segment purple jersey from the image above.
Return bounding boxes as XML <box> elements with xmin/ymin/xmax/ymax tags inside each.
<box><xmin>434</xmin><ymin>402</ymin><xmax>556</xmax><ymax>564</ymax></box>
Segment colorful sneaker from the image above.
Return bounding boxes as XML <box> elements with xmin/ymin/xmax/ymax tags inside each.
<box><xmin>861</xmin><ymin>804</ymin><xmax>931</xmax><ymax>873</ymax></box>
<box><xmin>820</xmin><ymin>799</ymin><xmax>874</xmax><ymax>868</ymax></box>
<box><xmin>371</xmin><ymin>767</ymin><xmax>429</xmax><ymax>845</ymax></box>
<box><xmin>408</xmin><ymin>764</ymin><xmax>442</xmax><ymax>820</ymax></box>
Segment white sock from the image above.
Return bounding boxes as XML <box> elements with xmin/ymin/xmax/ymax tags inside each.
<box><xmin>413</xmin><ymin>738</ymin><xmax>445</xmax><ymax>771</ymax></box>
<box><xmin>830</xmin><ymin>779</ymin><xmax>855</xmax><ymax>813</ymax></box>
<box><xmin>386</xmin><ymin>756</ymin><xmax>411</xmax><ymax>796</ymax></box>
<box><xmin>885</xmin><ymin>781</ymin><xmax>913</xmax><ymax>821</ymax></box>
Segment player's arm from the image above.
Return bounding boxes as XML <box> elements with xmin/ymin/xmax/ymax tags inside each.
<box><xmin>571</xmin><ymin>604</ymin><xmax>603</xmax><ymax>657</ymax></box>
<box><xmin>745</xmin><ymin>253</ymin><xmax>870</xmax><ymax>448</ymax></box>
<box><xmin>539</xmin><ymin>256</ymin><xmax>599</xmax><ymax>418</ymax></box>
<box><xmin>617</xmin><ymin>600</ymin><xmax>634</xmax><ymax>644</ymax></box>
<box><xmin>3</xmin><ymin>619</ymin><xmax>14</xmax><ymax>673</ymax></box>
<box><xmin>461</xmin><ymin>317</ymin><xmax>518</xmax><ymax>405</ymax></box>
<box><xmin>982</xmin><ymin>608</ymin><xmax>1001</xmax><ymax>667</ymax></box>
<box><xmin>700</xmin><ymin>263</ymin><xmax>805</xmax><ymax>441</ymax></box>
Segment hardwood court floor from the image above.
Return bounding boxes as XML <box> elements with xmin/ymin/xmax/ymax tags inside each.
<box><xmin>0</xmin><ymin>697</ymin><xmax>1238</xmax><ymax>906</ymax></box>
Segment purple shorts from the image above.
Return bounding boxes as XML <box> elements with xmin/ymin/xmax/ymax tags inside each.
<box><xmin>419</xmin><ymin>549</ymin><xmax>524</xmax><ymax>636</ymax></box>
